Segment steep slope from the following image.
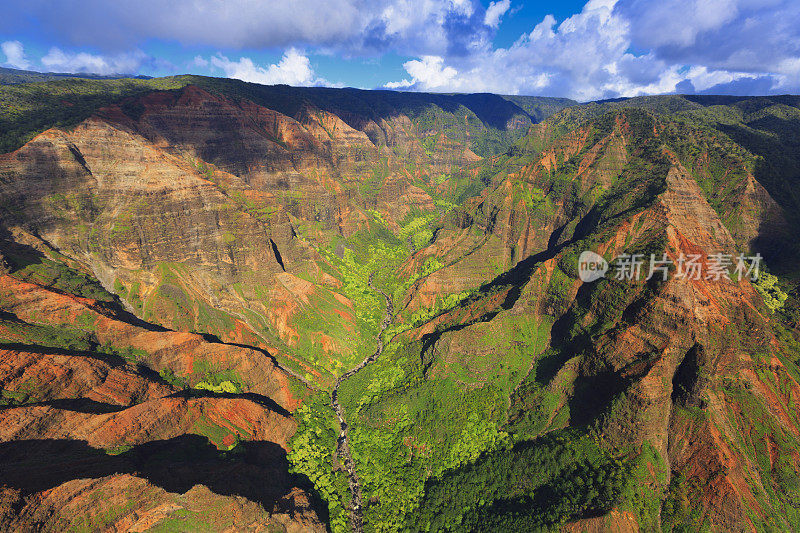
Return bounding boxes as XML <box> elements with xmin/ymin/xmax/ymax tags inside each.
<box><xmin>2</xmin><ymin>77</ymin><xmax>800</xmax><ymax>533</ymax></box>
<box><xmin>0</xmin><ymin>77</ymin><xmax>574</xmax><ymax>532</ymax></box>
<box><xmin>309</xmin><ymin>108</ymin><xmax>800</xmax><ymax>532</ymax></box>
<box><xmin>0</xmin><ymin>272</ymin><xmax>307</xmax><ymax>408</ymax></box>
<box><xmin>0</xmin><ymin>395</ymin><xmax>324</xmax><ymax>532</ymax></box>
<box><xmin>0</xmin><ymin>80</ymin><xmax>574</xmax><ymax>387</ymax></box>
<box><xmin>0</xmin><ymin>267</ymin><xmax>325</xmax><ymax>531</ymax></box>
<box><xmin>0</xmin><ymin>75</ymin><xmax>575</xmax><ymax>155</ymax></box>
<box><xmin>539</xmin><ymin>94</ymin><xmax>800</xmax><ymax>274</ymax></box>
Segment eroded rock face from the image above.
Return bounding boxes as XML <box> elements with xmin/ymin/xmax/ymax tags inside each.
<box><xmin>0</xmin><ymin>396</ymin><xmax>295</xmax><ymax>448</ymax></box>
<box><xmin>0</xmin><ymin>274</ymin><xmax>309</xmax><ymax>410</ymax></box>
<box><xmin>0</xmin><ymin>476</ymin><xmax>325</xmax><ymax>533</ymax></box>
<box><xmin>0</xmin><ymin>348</ymin><xmax>174</xmax><ymax>406</ymax></box>
<box><xmin>0</xmin><ymin>340</ymin><xmax>322</xmax><ymax>531</ymax></box>
<box><xmin>0</xmin><ymin>84</ymin><xmax>488</xmax><ymax>379</ymax></box>
<box><xmin>0</xmin><ymin>418</ymin><xmax>324</xmax><ymax>532</ymax></box>
<box><xmin>0</xmin><ymin>276</ymin><xmax>321</xmax><ymax>531</ymax></box>
<box><xmin>2</xmin><ymin>83</ymin><xmax>799</xmax><ymax>532</ymax></box>
<box><xmin>390</xmin><ymin>109</ymin><xmax>800</xmax><ymax>531</ymax></box>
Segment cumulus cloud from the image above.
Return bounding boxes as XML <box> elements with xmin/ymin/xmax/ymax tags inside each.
<box><xmin>209</xmin><ymin>49</ymin><xmax>323</xmax><ymax>86</ymax></box>
<box><xmin>386</xmin><ymin>0</ymin><xmax>637</xmax><ymax>99</ymax></box>
<box><xmin>384</xmin><ymin>0</ymin><xmax>800</xmax><ymax>99</ymax></box>
<box><xmin>41</xmin><ymin>47</ymin><xmax>147</xmax><ymax>74</ymax></box>
<box><xmin>616</xmin><ymin>0</ymin><xmax>800</xmax><ymax>75</ymax></box>
<box><xmin>2</xmin><ymin>0</ymin><xmax>798</xmax><ymax>98</ymax></box>
<box><xmin>2</xmin><ymin>0</ymin><xmax>501</xmax><ymax>58</ymax></box>
<box><xmin>484</xmin><ymin>0</ymin><xmax>511</xmax><ymax>28</ymax></box>
<box><xmin>386</xmin><ymin>56</ymin><xmax>458</xmax><ymax>89</ymax></box>
<box><xmin>1</xmin><ymin>40</ymin><xmax>30</xmax><ymax>69</ymax></box>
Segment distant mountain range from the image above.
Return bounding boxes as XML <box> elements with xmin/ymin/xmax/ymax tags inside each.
<box><xmin>0</xmin><ymin>66</ymin><xmax>152</xmax><ymax>85</ymax></box>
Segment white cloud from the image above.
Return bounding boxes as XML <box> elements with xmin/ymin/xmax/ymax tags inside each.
<box><xmin>529</xmin><ymin>15</ymin><xmax>556</xmax><ymax>40</ymax></box>
<box><xmin>6</xmin><ymin>0</ymin><xmax>495</xmax><ymax>58</ymax></box>
<box><xmin>484</xmin><ymin>0</ymin><xmax>511</xmax><ymax>28</ymax></box>
<box><xmin>384</xmin><ymin>79</ymin><xmax>414</xmax><ymax>89</ymax></box>
<box><xmin>385</xmin><ymin>0</ymin><xmax>633</xmax><ymax>99</ymax></box>
<box><xmin>209</xmin><ymin>49</ymin><xmax>323</xmax><ymax>86</ymax></box>
<box><xmin>192</xmin><ymin>55</ymin><xmax>209</xmax><ymax>68</ymax></box>
<box><xmin>619</xmin><ymin>0</ymin><xmax>738</xmax><ymax>48</ymax></box>
<box><xmin>776</xmin><ymin>57</ymin><xmax>800</xmax><ymax>78</ymax></box>
<box><xmin>450</xmin><ymin>0</ymin><xmax>475</xmax><ymax>17</ymax></box>
<box><xmin>389</xmin><ymin>56</ymin><xmax>458</xmax><ymax>89</ymax></box>
<box><xmin>3</xmin><ymin>0</ymin><xmax>798</xmax><ymax>98</ymax></box>
<box><xmin>1</xmin><ymin>40</ymin><xmax>30</xmax><ymax>69</ymax></box>
<box><xmin>384</xmin><ymin>0</ymin><xmax>800</xmax><ymax>99</ymax></box>
<box><xmin>616</xmin><ymin>0</ymin><xmax>800</xmax><ymax>75</ymax></box>
<box><xmin>41</xmin><ymin>47</ymin><xmax>147</xmax><ymax>74</ymax></box>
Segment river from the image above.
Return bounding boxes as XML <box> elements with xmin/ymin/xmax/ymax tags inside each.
<box><xmin>330</xmin><ymin>272</ymin><xmax>394</xmax><ymax>532</ymax></box>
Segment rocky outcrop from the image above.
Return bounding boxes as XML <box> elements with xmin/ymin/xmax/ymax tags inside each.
<box><xmin>393</xmin><ymin>109</ymin><xmax>800</xmax><ymax>531</ymax></box>
<box><xmin>0</xmin><ymin>475</ymin><xmax>325</xmax><ymax>533</ymax></box>
<box><xmin>0</xmin><ymin>394</ymin><xmax>322</xmax><ymax>532</ymax></box>
<box><xmin>0</xmin><ymin>274</ymin><xmax>322</xmax><ymax>531</ymax></box>
<box><xmin>0</xmin><ymin>84</ymin><xmax>490</xmax><ymax>380</ymax></box>
<box><xmin>1</xmin><ymin>81</ymin><xmax>799</xmax><ymax>532</ymax></box>
<box><xmin>0</xmin><ymin>274</ymin><xmax>309</xmax><ymax>410</ymax></box>
<box><xmin>0</xmin><ymin>395</ymin><xmax>295</xmax><ymax>448</ymax></box>
<box><xmin>0</xmin><ymin>348</ymin><xmax>174</xmax><ymax>406</ymax></box>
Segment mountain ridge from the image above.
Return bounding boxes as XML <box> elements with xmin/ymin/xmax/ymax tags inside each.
<box><xmin>1</xmin><ymin>76</ymin><xmax>799</xmax><ymax>532</ymax></box>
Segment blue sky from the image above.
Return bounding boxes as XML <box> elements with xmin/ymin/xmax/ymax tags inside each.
<box><xmin>1</xmin><ymin>0</ymin><xmax>798</xmax><ymax>101</ymax></box>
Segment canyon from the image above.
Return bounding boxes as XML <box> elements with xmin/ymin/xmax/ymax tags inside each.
<box><xmin>1</xmin><ymin>76</ymin><xmax>799</xmax><ymax>532</ymax></box>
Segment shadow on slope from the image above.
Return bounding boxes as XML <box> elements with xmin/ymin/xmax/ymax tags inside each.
<box><xmin>0</xmin><ymin>436</ymin><xmax>312</xmax><ymax>514</ymax></box>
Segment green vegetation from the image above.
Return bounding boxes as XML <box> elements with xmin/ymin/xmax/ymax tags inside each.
<box><xmin>324</xmin><ymin>244</ymin><xmax>401</xmax><ymax>328</ymax></box>
<box><xmin>0</xmin><ymin>378</ymin><xmax>40</xmax><ymax>406</ymax></box>
<box><xmin>410</xmin><ymin>429</ymin><xmax>631</xmax><ymax>531</ymax></box>
<box><xmin>190</xmin><ymin>415</ymin><xmax>241</xmax><ymax>450</ymax></box>
<box><xmin>287</xmin><ymin>397</ymin><xmax>350</xmax><ymax>532</ymax></box>
<box><xmin>6</xmin><ymin>249</ymin><xmax>113</xmax><ymax>302</ymax></box>
<box><xmin>194</xmin><ymin>380</ymin><xmax>240</xmax><ymax>394</ymax></box>
<box><xmin>98</xmin><ymin>343</ymin><xmax>149</xmax><ymax>363</ymax></box>
<box><xmin>295</xmin><ymin>203</ymin><xmax>455</xmax><ymax>377</ymax></box>
<box><xmin>329</xmin><ymin>333</ymin><xmax>518</xmax><ymax>530</ymax></box>
<box><xmin>399</xmin><ymin>216</ymin><xmax>435</xmax><ymax>249</ymax></box>
<box><xmin>104</xmin><ymin>444</ymin><xmax>134</xmax><ymax>456</ymax></box>
<box><xmin>660</xmin><ymin>473</ymin><xmax>707</xmax><ymax>532</ymax></box>
<box><xmin>191</xmin><ymin>360</ymin><xmax>244</xmax><ymax>392</ymax></box>
<box><xmin>0</xmin><ymin>318</ymin><xmax>95</xmax><ymax>351</ymax></box>
<box><xmin>159</xmin><ymin>368</ymin><xmax>189</xmax><ymax>389</ymax></box>
<box><xmin>385</xmin><ymin>289</ymin><xmax>475</xmax><ymax>341</ymax></box>
<box><xmin>146</xmin><ymin>500</ymin><xmax>272</xmax><ymax>532</ymax></box>
<box><xmin>720</xmin><ymin>379</ymin><xmax>800</xmax><ymax>530</ymax></box>
<box><xmin>0</xmin><ymin>66</ymin><xmax>142</xmax><ymax>85</ymax></box>
<box><xmin>754</xmin><ymin>271</ymin><xmax>788</xmax><ymax>312</ymax></box>
<box><xmin>0</xmin><ymin>76</ymin><xmax>190</xmax><ymax>152</ymax></box>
